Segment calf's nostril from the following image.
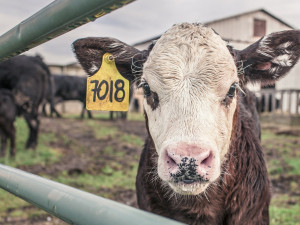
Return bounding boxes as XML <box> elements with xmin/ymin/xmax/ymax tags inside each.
<box><xmin>166</xmin><ymin>150</ymin><xmax>181</xmax><ymax>165</ymax></box>
<box><xmin>165</xmin><ymin>152</ymin><xmax>178</xmax><ymax>173</ymax></box>
<box><xmin>168</xmin><ymin>157</ymin><xmax>177</xmax><ymax>166</ymax></box>
<box><xmin>199</xmin><ymin>151</ymin><xmax>213</xmax><ymax>167</ymax></box>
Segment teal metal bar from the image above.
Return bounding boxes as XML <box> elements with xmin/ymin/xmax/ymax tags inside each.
<box><xmin>0</xmin><ymin>0</ymin><xmax>135</xmax><ymax>62</ymax></box>
<box><xmin>0</xmin><ymin>164</ymin><xmax>185</xmax><ymax>225</ymax></box>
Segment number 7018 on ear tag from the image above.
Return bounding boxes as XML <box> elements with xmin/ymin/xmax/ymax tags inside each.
<box><xmin>86</xmin><ymin>53</ymin><xmax>129</xmax><ymax>111</ymax></box>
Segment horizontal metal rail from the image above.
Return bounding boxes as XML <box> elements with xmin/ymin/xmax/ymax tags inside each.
<box><xmin>0</xmin><ymin>0</ymin><xmax>135</xmax><ymax>62</ymax></box>
<box><xmin>0</xmin><ymin>163</ymin><xmax>185</xmax><ymax>225</ymax></box>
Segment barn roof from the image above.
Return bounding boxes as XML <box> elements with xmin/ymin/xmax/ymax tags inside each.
<box><xmin>205</xmin><ymin>8</ymin><xmax>294</xmax><ymax>29</ymax></box>
<box><xmin>134</xmin><ymin>8</ymin><xmax>294</xmax><ymax>47</ymax></box>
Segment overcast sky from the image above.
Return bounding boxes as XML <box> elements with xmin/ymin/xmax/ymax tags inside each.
<box><xmin>1</xmin><ymin>0</ymin><xmax>300</xmax><ymax>65</ymax></box>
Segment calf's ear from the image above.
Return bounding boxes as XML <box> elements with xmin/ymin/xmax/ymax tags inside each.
<box><xmin>231</xmin><ymin>30</ymin><xmax>300</xmax><ymax>84</ymax></box>
<box><xmin>72</xmin><ymin>37</ymin><xmax>148</xmax><ymax>82</ymax></box>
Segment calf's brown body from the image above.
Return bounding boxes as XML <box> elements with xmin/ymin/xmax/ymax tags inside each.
<box><xmin>73</xmin><ymin>24</ymin><xmax>300</xmax><ymax>225</ymax></box>
<box><xmin>137</xmin><ymin>90</ymin><xmax>270</xmax><ymax>225</ymax></box>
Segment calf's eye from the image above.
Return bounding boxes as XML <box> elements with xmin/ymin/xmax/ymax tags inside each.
<box><xmin>143</xmin><ymin>83</ymin><xmax>151</xmax><ymax>97</ymax></box>
<box><xmin>222</xmin><ymin>82</ymin><xmax>238</xmax><ymax>107</ymax></box>
<box><xmin>139</xmin><ymin>81</ymin><xmax>152</xmax><ymax>97</ymax></box>
<box><xmin>227</xmin><ymin>82</ymin><xmax>238</xmax><ymax>98</ymax></box>
<box><xmin>138</xmin><ymin>80</ymin><xmax>160</xmax><ymax>110</ymax></box>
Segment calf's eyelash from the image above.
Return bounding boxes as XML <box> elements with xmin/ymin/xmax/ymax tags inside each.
<box><xmin>138</xmin><ymin>80</ymin><xmax>147</xmax><ymax>88</ymax></box>
<box><xmin>138</xmin><ymin>80</ymin><xmax>152</xmax><ymax>97</ymax></box>
<box><xmin>222</xmin><ymin>82</ymin><xmax>245</xmax><ymax>107</ymax></box>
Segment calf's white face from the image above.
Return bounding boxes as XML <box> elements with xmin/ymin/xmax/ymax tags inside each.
<box><xmin>141</xmin><ymin>24</ymin><xmax>238</xmax><ymax>195</ymax></box>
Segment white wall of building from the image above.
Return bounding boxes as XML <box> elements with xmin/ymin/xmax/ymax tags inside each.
<box><xmin>207</xmin><ymin>11</ymin><xmax>299</xmax><ymax>92</ymax></box>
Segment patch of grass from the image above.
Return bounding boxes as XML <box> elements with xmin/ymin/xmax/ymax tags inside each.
<box><xmin>261</xmin><ymin>131</ymin><xmax>277</xmax><ymax>141</ymax></box>
<box><xmin>270</xmin><ymin>195</ymin><xmax>300</xmax><ymax>225</ymax></box>
<box><xmin>63</xmin><ymin>111</ymin><xmax>145</xmax><ymax>121</ymax></box>
<box><xmin>262</xmin><ymin>130</ymin><xmax>296</xmax><ymax>142</ymax></box>
<box><xmin>10</xmin><ymin>209</ymin><xmax>26</xmax><ymax>218</ymax></box>
<box><xmin>267</xmin><ymin>159</ymin><xmax>283</xmax><ymax>176</ymax></box>
<box><xmin>261</xmin><ymin>127</ymin><xmax>300</xmax><ymax>225</ymax></box>
<box><xmin>290</xmin><ymin>181</ymin><xmax>298</xmax><ymax>192</ymax></box>
<box><xmin>270</xmin><ymin>205</ymin><xmax>300</xmax><ymax>225</ymax></box>
<box><xmin>0</xmin><ymin>118</ymin><xmax>65</xmax><ymax>220</ymax></box>
<box><xmin>64</xmin><ymin>112</ymin><xmax>111</xmax><ymax>120</ymax></box>
<box><xmin>128</xmin><ymin>112</ymin><xmax>145</xmax><ymax>121</ymax></box>
<box><xmin>27</xmin><ymin>208</ymin><xmax>46</xmax><ymax>219</ymax></box>
<box><xmin>55</xmin><ymin>163</ymin><xmax>138</xmax><ymax>192</ymax></box>
<box><xmin>120</xmin><ymin>134</ymin><xmax>144</xmax><ymax>147</ymax></box>
<box><xmin>85</xmin><ymin>120</ymin><xmax>118</xmax><ymax>139</ymax></box>
<box><xmin>61</xmin><ymin>114</ymin><xmax>83</xmax><ymax>120</ymax></box>
<box><xmin>102</xmin><ymin>165</ymin><xmax>115</xmax><ymax>174</ymax></box>
<box><xmin>285</xmin><ymin>158</ymin><xmax>300</xmax><ymax>175</ymax></box>
<box><xmin>277</xmin><ymin>140</ymin><xmax>299</xmax><ymax>156</ymax></box>
<box><xmin>0</xmin><ymin>190</ymin><xmax>30</xmax><ymax>217</ymax></box>
<box><xmin>0</xmin><ymin>118</ymin><xmax>62</xmax><ymax>167</ymax></box>
<box><xmin>103</xmin><ymin>146</ymin><xmax>125</xmax><ymax>157</ymax></box>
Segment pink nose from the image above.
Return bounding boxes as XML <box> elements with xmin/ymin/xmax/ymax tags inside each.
<box><xmin>165</xmin><ymin>143</ymin><xmax>214</xmax><ymax>183</ymax></box>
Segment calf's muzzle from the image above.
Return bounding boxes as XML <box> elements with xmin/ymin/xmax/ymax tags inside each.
<box><xmin>164</xmin><ymin>143</ymin><xmax>214</xmax><ymax>184</ymax></box>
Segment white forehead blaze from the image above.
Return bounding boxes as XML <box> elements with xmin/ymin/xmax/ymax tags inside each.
<box><xmin>142</xmin><ymin>23</ymin><xmax>238</xmax><ymax>175</ymax></box>
<box><xmin>143</xmin><ymin>23</ymin><xmax>237</xmax><ymax>97</ymax></box>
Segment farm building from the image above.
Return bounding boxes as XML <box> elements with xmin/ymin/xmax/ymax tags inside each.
<box><xmin>46</xmin><ymin>9</ymin><xmax>300</xmax><ymax>116</ymax></box>
<box><xmin>48</xmin><ymin>62</ymin><xmax>85</xmax><ymax>76</ymax></box>
<box><xmin>133</xmin><ymin>9</ymin><xmax>300</xmax><ymax>116</ymax></box>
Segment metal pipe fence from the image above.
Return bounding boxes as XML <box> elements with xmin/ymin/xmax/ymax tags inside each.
<box><xmin>0</xmin><ymin>0</ymin><xmax>135</xmax><ymax>62</ymax></box>
<box><xmin>0</xmin><ymin>164</ymin><xmax>184</xmax><ymax>225</ymax></box>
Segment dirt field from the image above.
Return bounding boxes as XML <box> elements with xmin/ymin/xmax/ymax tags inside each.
<box><xmin>0</xmin><ymin>114</ymin><xmax>147</xmax><ymax>224</ymax></box>
<box><xmin>0</xmin><ymin>114</ymin><xmax>299</xmax><ymax>224</ymax></box>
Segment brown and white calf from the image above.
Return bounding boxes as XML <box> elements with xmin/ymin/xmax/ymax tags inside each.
<box><xmin>73</xmin><ymin>23</ymin><xmax>300</xmax><ymax>225</ymax></box>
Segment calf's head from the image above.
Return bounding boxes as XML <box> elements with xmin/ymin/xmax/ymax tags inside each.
<box><xmin>73</xmin><ymin>23</ymin><xmax>300</xmax><ymax>195</ymax></box>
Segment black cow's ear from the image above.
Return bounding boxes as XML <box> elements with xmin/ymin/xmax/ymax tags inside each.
<box><xmin>232</xmin><ymin>30</ymin><xmax>300</xmax><ymax>84</ymax></box>
<box><xmin>72</xmin><ymin>37</ymin><xmax>148</xmax><ymax>82</ymax></box>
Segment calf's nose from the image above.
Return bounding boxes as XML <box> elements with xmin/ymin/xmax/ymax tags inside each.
<box><xmin>165</xmin><ymin>143</ymin><xmax>214</xmax><ymax>182</ymax></box>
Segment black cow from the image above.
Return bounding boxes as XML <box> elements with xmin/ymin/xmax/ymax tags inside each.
<box><xmin>42</xmin><ymin>74</ymin><xmax>92</xmax><ymax>119</ymax></box>
<box><xmin>0</xmin><ymin>89</ymin><xmax>16</xmax><ymax>157</ymax></box>
<box><xmin>0</xmin><ymin>55</ymin><xmax>49</xmax><ymax>149</ymax></box>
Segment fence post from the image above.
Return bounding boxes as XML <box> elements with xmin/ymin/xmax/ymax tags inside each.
<box><xmin>296</xmin><ymin>91</ymin><xmax>300</xmax><ymax>115</ymax></box>
<box><xmin>287</xmin><ymin>90</ymin><xmax>292</xmax><ymax>114</ymax></box>
<box><xmin>271</xmin><ymin>90</ymin><xmax>276</xmax><ymax>112</ymax></box>
<box><xmin>264</xmin><ymin>93</ymin><xmax>269</xmax><ymax>112</ymax></box>
<box><xmin>280</xmin><ymin>90</ymin><xmax>284</xmax><ymax>114</ymax></box>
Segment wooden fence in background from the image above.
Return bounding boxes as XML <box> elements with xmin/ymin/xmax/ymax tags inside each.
<box><xmin>255</xmin><ymin>89</ymin><xmax>300</xmax><ymax>115</ymax></box>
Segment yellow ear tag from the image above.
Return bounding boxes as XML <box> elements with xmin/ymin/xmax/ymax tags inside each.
<box><xmin>86</xmin><ymin>53</ymin><xmax>129</xmax><ymax>111</ymax></box>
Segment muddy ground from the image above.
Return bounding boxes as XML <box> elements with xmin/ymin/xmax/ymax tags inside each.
<box><xmin>2</xmin><ymin>116</ymin><xmax>300</xmax><ymax>224</ymax></box>
<box><xmin>3</xmin><ymin>116</ymin><xmax>147</xmax><ymax>225</ymax></box>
